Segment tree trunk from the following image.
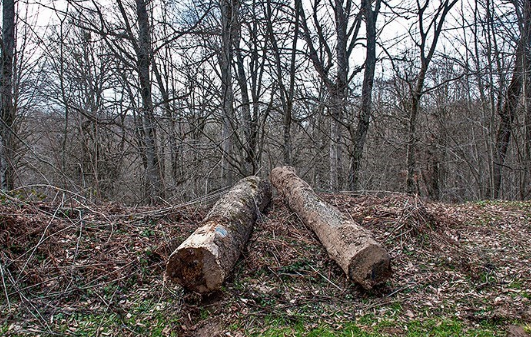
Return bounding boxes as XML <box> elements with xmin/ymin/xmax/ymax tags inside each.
<box><xmin>270</xmin><ymin>166</ymin><xmax>391</xmax><ymax>289</ymax></box>
<box><xmin>330</xmin><ymin>0</ymin><xmax>348</xmax><ymax>191</ymax></box>
<box><xmin>268</xmin><ymin>0</ymin><xmax>299</xmax><ymax>166</ymax></box>
<box><xmin>166</xmin><ymin>176</ymin><xmax>271</xmax><ymax>293</ymax></box>
<box><xmin>524</xmin><ymin>0</ymin><xmax>531</xmax><ymax>199</ymax></box>
<box><xmin>349</xmin><ymin>0</ymin><xmax>380</xmax><ymax>191</ymax></box>
<box><xmin>525</xmin><ymin>81</ymin><xmax>531</xmax><ymax>198</ymax></box>
<box><xmin>152</xmin><ymin>59</ymin><xmax>181</xmax><ymax>186</ymax></box>
<box><xmin>136</xmin><ymin>0</ymin><xmax>163</xmax><ymax>203</ymax></box>
<box><xmin>406</xmin><ymin>94</ymin><xmax>421</xmax><ymax>194</ymax></box>
<box><xmin>525</xmin><ymin>51</ymin><xmax>531</xmax><ymax>199</ymax></box>
<box><xmin>492</xmin><ymin>41</ymin><xmax>526</xmax><ymax>199</ymax></box>
<box><xmin>493</xmin><ymin>0</ymin><xmax>531</xmax><ymax>199</ymax></box>
<box><xmin>297</xmin><ymin>0</ymin><xmax>351</xmax><ymax>191</ymax></box>
<box><xmin>219</xmin><ymin>0</ymin><xmax>238</xmax><ymax>187</ymax></box>
<box><xmin>329</xmin><ymin>108</ymin><xmax>343</xmax><ymax>191</ymax></box>
<box><xmin>234</xmin><ymin>33</ymin><xmax>254</xmax><ymax>176</ymax></box>
<box><xmin>405</xmin><ymin>0</ymin><xmax>457</xmax><ymax>195</ymax></box>
<box><xmin>0</xmin><ymin>0</ymin><xmax>16</xmax><ymax>191</ymax></box>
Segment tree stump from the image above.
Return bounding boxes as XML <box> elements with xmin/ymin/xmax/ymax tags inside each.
<box><xmin>165</xmin><ymin>176</ymin><xmax>271</xmax><ymax>293</ymax></box>
<box><xmin>270</xmin><ymin>166</ymin><xmax>391</xmax><ymax>289</ymax></box>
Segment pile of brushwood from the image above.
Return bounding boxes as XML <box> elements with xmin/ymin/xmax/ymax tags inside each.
<box><xmin>1</xmin><ymin>182</ymin><xmax>530</xmax><ymax>336</ymax></box>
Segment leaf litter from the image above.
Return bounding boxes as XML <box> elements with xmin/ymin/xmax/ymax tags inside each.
<box><xmin>0</xmin><ymin>192</ymin><xmax>530</xmax><ymax>336</ymax></box>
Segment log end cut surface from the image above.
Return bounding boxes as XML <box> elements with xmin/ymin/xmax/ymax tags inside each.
<box><xmin>166</xmin><ymin>247</ymin><xmax>223</xmax><ymax>293</ymax></box>
<box><xmin>348</xmin><ymin>244</ymin><xmax>392</xmax><ymax>290</ymax></box>
<box><xmin>165</xmin><ymin>176</ymin><xmax>271</xmax><ymax>293</ymax></box>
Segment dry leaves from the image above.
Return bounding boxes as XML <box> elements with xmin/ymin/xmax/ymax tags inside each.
<box><xmin>1</xmin><ymin>193</ymin><xmax>530</xmax><ymax>335</ymax></box>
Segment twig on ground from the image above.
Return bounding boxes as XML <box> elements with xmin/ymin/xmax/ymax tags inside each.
<box><xmin>309</xmin><ymin>265</ymin><xmax>344</xmax><ymax>292</ymax></box>
<box><xmin>0</xmin><ymin>257</ymin><xmax>11</xmax><ymax>310</ymax></box>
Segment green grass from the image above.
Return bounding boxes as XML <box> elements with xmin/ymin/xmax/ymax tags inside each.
<box><xmin>508</xmin><ymin>280</ymin><xmax>523</xmax><ymax>289</ymax></box>
<box><xmin>250</xmin><ymin>317</ymin><xmax>372</xmax><ymax>337</ymax></box>
<box><xmin>0</xmin><ymin>299</ymin><xmax>181</xmax><ymax>336</ymax></box>
<box><xmin>61</xmin><ymin>303</ymin><xmax>179</xmax><ymax>336</ymax></box>
<box><xmin>402</xmin><ymin>319</ymin><xmax>500</xmax><ymax>337</ymax></box>
<box><xmin>246</xmin><ymin>316</ymin><xmax>506</xmax><ymax>337</ymax></box>
<box><xmin>472</xmin><ymin>199</ymin><xmax>531</xmax><ymax>212</ymax></box>
<box><xmin>0</xmin><ymin>324</ymin><xmax>9</xmax><ymax>335</ymax></box>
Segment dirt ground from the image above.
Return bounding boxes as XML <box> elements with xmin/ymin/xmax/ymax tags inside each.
<box><xmin>1</xmin><ymin>191</ymin><xmax>530</xmax><ymax>336</ymax></box>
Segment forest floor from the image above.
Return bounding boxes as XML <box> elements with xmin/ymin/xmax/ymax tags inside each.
<box><xmin>1</xmin><ymin>190</ymin><xmax>531</xmax><ymax>336</ymax></box>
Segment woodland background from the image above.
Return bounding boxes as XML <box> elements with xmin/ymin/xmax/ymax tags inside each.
<box><xmin>1</xmin><ymin>0</ymin><xmax>530</xmax><ymax>204</ymax></box>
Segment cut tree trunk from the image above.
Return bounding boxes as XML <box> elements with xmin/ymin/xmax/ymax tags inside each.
<box><xmin>270</xmin><ymin>166</ymin><xmax>391</xmax><ymax>289</ymax></box>
<box><xmin>166</xmin><ymin>176</ymin><xmax>271</xmax><ymax>293</ymax></box>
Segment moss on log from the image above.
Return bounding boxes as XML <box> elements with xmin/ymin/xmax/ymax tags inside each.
<box><xmin>270</xmin><ymin>166</ymin><xmax>391</xmax><ymax>289</ymax></box>
<box><xmin>165</xmin><ymin>176</ymin><xmax>271</xmax><ymax>293</ymax></box>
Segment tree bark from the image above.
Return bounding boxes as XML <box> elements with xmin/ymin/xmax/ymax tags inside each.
<box><xmin>219</xmin><ymin>0</ymin><xmax>238</xmax><ymax>187</ymax></box>
<box><xmin>525</xmin><ymin>37</ymin><xmax>531</xmax><ymax>198</ymax></box>
<box><xmin>0</xmin><ymin>0</ymin><xmax>16</xmax><ymax>191</ymax></box>
<box><xmin>270</xmin><ymin>166</ymin><xmax>391</xmax><ymax>289</ymax></box>
<box><xmin>166</xmin><ymin>176</ymin><xmax>271</xmax><ymax>293</ymax></box>
<box><xmin>406</xmin><ymin>93</ymin><xmax>421</xmax><ymax>194</ymax></box>
<box><xmin>329</xmin><ymin>0</ymin><xmax>348</xmax><ymax>191</ymax></box>
<box><xmin>136</xmin><ymin>0</ymin><xmax>163</xmax><ymax>203</ymax></box>
<box><xmin>493</xmin><ymin>0</ymin><xmax>531</xmax><ymax>199</ymax></box>
<box><xmin>492</xmin><ymin>41</ymin><xmax>527</xmax><ymax>198</ymax></box>
<box><xmin>349</xmin><ymin>0</ymin><xmax>381</xmax><ymax>191</ymax></box>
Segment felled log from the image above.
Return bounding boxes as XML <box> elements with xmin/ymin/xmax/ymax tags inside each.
<box><xmin>270</xmin><ymin>166</ymin><xmax>391</xmax><ymax>289</ymax></box>
<box><xmin>166</xmin><ymin>176</ymin><xmax>271</xmax><ymax>293</ymax></box>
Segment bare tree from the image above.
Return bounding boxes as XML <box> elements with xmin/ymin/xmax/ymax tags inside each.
<box><xmin>41</xmin><ymin>16</ymin><xmax>127</xmax><ymax>199</ymax></box>
<box><xmin>348</xmin><ymin>0</ymin><xmax>382</xmax><ymax>191</ymax></box>
<box><xmin>135</xmin><ymin>0</ymin><xmax>164</xmax><ymax>203</ymax></box>
<box><xmin>402</xmin><ymin>0</ymin><xmax>457</xmax><ymax>194</ymax></box>
<box><xmin>65</xmin><ymin>0</ymin><xmax>165</xmax><ymax>203</ymax></box>
<box><xmin>265</xmin><ymin>0</ymin><xmax>300</xmax><ymax>166</ymax></box>
<box><xmin>296</xmin><ymin>0</ymin><xmax>363</xmax><ymax>191</ymax></box>
<box><xmin>233</xmin><ymin>0</ymin><xmax>270</xmax><ymax>176</ymax></box>
<box><xmin>492</xmin><ymin>0</ymin><xmax>531</xmax><ymax>198</ymax></box>
<box><xmin>6</xmin><ymin>0</ymin><xmax>531</xmax><ymax>203</ymax></box>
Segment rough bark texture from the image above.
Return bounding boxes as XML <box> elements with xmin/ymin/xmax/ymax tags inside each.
<box><xmin>1</xmin><ymin>0</ymin><xmax>16</xmax><ymax>191</ymax></box>
<box><xmin>270</xmin><ymin>166</ymin><xmax>391</xmax><ymax>289</ymax></box>
<box><xmin>166</xmin><ymin>176</ymin><xmax>271</xmax><ymax>293</ymax></box>
<box><xmin>219</xmin><ymin>0</ymin><xmax>237</xmax><ymax>187</ymax></box>
<box><xmin>135</xmin><ymin>0</ymin><xmax>163</xmax><ymax>204</ymax></box>
<box><xmin>349</xmin><ymin>0</ymin><xmax>381</xmax><ymax>191</ymax></box>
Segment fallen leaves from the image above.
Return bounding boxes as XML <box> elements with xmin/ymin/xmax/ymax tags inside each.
<box><xmin>1</xmin><ymin>193</ymin><xmax>530</xmax><ymax>335</ymax></box>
